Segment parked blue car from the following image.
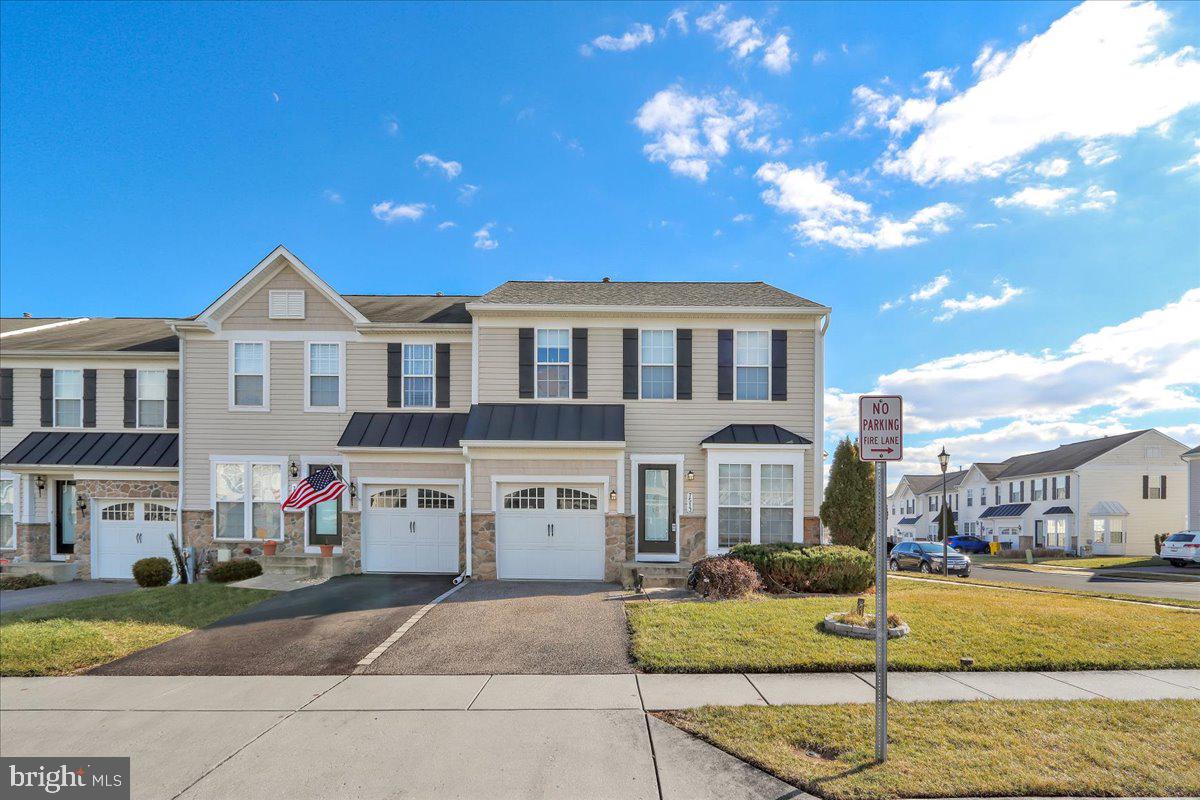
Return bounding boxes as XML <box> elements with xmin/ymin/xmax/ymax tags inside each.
<box><xmin>947</xmin><ymin>534</ymin><xmax>990</xmax><ymax>554</ymax></box>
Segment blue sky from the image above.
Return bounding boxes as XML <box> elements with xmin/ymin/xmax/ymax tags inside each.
<box><xmin>2</xmin><ymin>1</ymin><xmax>1198</xmax><ymax>479</ymax></box>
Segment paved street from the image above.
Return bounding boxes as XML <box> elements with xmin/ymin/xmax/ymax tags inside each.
<box><xmin>969</xmin><ymin>565</ymin><xmax>1200</xmax><ymax>602</ymax></box>
<box><xmin>0</xmin><ymin>579</ymin><xmax>138</xmax><ymax>613</ymax></box>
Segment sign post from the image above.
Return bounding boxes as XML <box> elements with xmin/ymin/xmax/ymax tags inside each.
<box><xmin>858</xmin><ymin>394</ymin><xmax>903</xmax><ymax>762</ymax></box>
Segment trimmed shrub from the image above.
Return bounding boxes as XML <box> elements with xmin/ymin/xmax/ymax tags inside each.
<box><xmin>688</xmin><ymin>555</ymin><xmax>762</xmax><ymax>600</ymax></box>
<box><xmin>206</xmin><ymin>558</ymin><xmax>263</xmax><ymax>583</ymax></box>
<box><xmin>0</xmin><ymin>573</ymin><xmax>55</xmax><ymax>591</ymax></box>
<box><xmin>132</xmin><ymin>557</ymin><xmax>173</xmax><ymax>587</ymax></box>
<box><xmin>730</xmin><ymin>543</ymin><xmax>874</xmax><ymax>594</ymax></box>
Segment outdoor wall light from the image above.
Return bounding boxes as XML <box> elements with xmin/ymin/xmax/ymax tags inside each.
<box><xmin>289</xmin><ymin>460</ymin><xmax>299</xmax><ymax>479</ymax></box>
<box><xmin>609</xmin><ymin>489</ymin><xmax>617</xmax><ymax>504</ymax></box>
<box><xmin>76</xmin><ymin>495</ymin><xmax>88</xmax><ymax>515</ymax></box>
<box><xmin>349</xmin><ymin>482</ymin><xmax>358</xmax><ymax>502</ymax></box>
<box><xmin>35</xmin><ymin>475</ymin><xmax>46</xmax><ymax>495</ymax></box>
<box><xmin>686</xmin><ymin>469</ymin><xmax>695</xmax><ymax>482</ymax></box>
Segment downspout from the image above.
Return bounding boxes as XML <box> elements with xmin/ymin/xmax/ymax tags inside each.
<box><xmin>459</xmin><ymin>444</ymin><xmax>472</xmax><ymax>582</ymax></box>
<box><xmin>814</xmin><ymin>312</ymin><xmax>829</xmax><ymax>542</ymax></box>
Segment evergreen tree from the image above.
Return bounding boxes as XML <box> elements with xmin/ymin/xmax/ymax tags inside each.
<box><xmin>820</xmin><ymin>436</ymin><xmax>876</xmax><ymax>551</ymax></box>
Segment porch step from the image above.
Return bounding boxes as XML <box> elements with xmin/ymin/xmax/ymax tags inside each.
<box><xmin>620</xmin><ymin>561</ymin><xmax>692</xmax><ymax>590</ymax></box>
<box><xmin>258</xmin><ymin>555</ymin><xmax>349</xmax><ymax>579</ymax></box>
<box><xmin>0</xmin><ymin>561</ymin><xmax>79</xmax><ymax>582</ymax></box>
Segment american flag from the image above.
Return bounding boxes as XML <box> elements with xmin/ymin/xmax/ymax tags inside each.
<box><xmin>282</xmin><ymin>466</ymin><xmax>348</xmax><ymax>511</ymax></box>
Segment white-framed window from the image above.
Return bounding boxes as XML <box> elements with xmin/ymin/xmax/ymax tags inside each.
<box><xmin>53</xmin><ymin>369</ymin><xmax>83</xmax><ymax>427</ymax></box>
<box><xmin>1145</xmin><ymin>445</ymin><xmax>1162</xmax><ymax>459</ymax></box>
<box><xmin>306</xmin><ymin>342</ymin><xmax>343</xmax><ymax>411</ymax></box>
<box><xmin>979</xmin><ymin>487</ymin><xmax>987</xmax><ymax>507</ymax></box>
<box><xmin>0</xmin><ymin>476</ymin><xmax>14</xmax><ymax>549</ymax></box>
<box><xmin>709</xmin><ymin>451</ymin><xmax>805</xmax><ymax>552</ymax></box>
<box><xmin>213</xmin><ymin>460</ymin><xmax>283</xmax><ymax>540</ymax></box>
<box><xmin>100</xmin><ymin>502</ymin><xmax>135</xmax><ymax>521</ymax></box>
<box><xmin>717</xmin><ymin>464</ymin><xmax>752</xmax><ymax>548</ymax></box>
<box><xmin>734</xmin><ymin>330</ymin><xmax>770</xmax><ymax>400</ymax></box>
<box><xmin>268</xmin><ymin>289</ymin><xmax>305</xmax><ymax>319</ymax></box>
<box><xmin>370</xmin><ymin>488</ymin><xmax>406</xmax><ymax>509</ymax></box>
<box><xmin>639</xmin><ymin>329</ymin><xmax>675</xmax><ymax>400</ymax></box>
<box><xmin>759</xmin><ymin>464</ymin><xmax>794</xmax><ymax>545</ymax></box>
<box><xmin>144</xmin><ymin>502</ymin><xmax>176</xmax><ymax>522</ymax></box>
<box><xmin>504</xmin><ymin>487</ymin><xmax>546</xmax><ymax>510</ymax></box>
<box><xmin>1052</xmin><ymin>476</ymin><xmax>1067</xmax><ymax>500</ymax></box>
<box><xmin>137</xmin><ymin>369</ymin><xmax>168</xmax><ymax>428</ymax></box>
<box><xmin>1046</xmin><ymin>518</ymin><xmax>1067</xmax><ymax>548</ymax></box>
<box><xmin>556</xmin><ymin>487</ymin><xmax>597</xmax><ymax>511</ymax></box>
<box><xmin>230</xmin><ymin>342</ymin><xmax>268</xmax><ymax>409</ymax></box>
<box><xmin>966</xmin><ymin>491</ymin><xmax>973</xmax><ymax>507</ymax></box>
<box><xmin>535</xmin><ymin>329</ymin><xmax>570</xmax><ymax>399</ymax></box>
<box><xmin>1145</xmin><ymin>475</ymin><xmax>1163</xmax><ymax>499</ymax></box>
<box><xmin>1031</xmin><ymin>481</ymin><xmax>1044</xmax><ymax>501</ymax></box>
<box><xmin>1008</xmin><ymin>481</ymin><xmax>1020</xmax><ymax>502</ymax></box>
<box><xmin>417</xmin><ymin>488</ymin><xmax>455</xmax><ymax>509</ymax></box>
<box><xmin>402</xmin><ymin>344</ymin><xmax>435</xmax><ymax>407</ymax></box>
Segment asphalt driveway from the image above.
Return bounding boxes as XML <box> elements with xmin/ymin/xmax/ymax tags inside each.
<box><xmin>92</xmin><ymin>574</ymin><xmax>454</xmax><ymax>676</ymax></box>
<box><xmin>366</xmin><ymin>581</ymin><xmax>635</xmax><ymax>674</ymax></box>
<box><xmin>0</xmin><ymin>579</ymin><xmax>138</xmax><ymax>613</ymax></box>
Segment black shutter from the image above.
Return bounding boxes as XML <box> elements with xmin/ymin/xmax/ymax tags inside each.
<box><xmin>518</xmin><ymin>329</ymin><xmax>535</xmax><ymax>399</ymax></box>
<box><xmin>771</xmin><ymin>330</ymin><xmax>787</xmax><ymax>401</ymax></box>
<box><xmin>1142</xmin><ymin>475</ymin><xmax>1149</xmax><ymax>499</ymax></box>
<box><xmin>994</xmin><ymin>485</ymin><xmax>1000</xmax><ymax>505</ymax></box>
<box><xmin>0</xmin><ymin>368</ymin><xmax>12</xmax><ymax>427</ymax></box>
<box><xmin>82</xmin><ymin>369</ymin><xmax>97</xmax><ymax>427</ymax></box>
<box><xmin>123</xmin><ymin>370</ymin><xmax>137</xmax><ymax>428</ymax></box>
<box><xmin>622</xmin><ymin>329</ymin><xmax>638</xmax><ymax>400</ymax></box>
<box><xmin>40</xmin><ymin>369</ymin><xmax>53</xmax><ymax>427</ymax></box>
<box><xmin>1064</xmin><ymin>475</ymin><xmax>1070</xmax><ymax>499</ymax></box>
<box><xmin>167</xmin><ymin>369</ymin><xmax>179</xmax><ymax>427</ymax></box>
<box><xmin>717</xmin><ymin>329</ymin><xmax>734</xmax><ymax>401</ymax></box>
<box><xmin>675</xmin><ymin>329</ymin><xmax>692</xmax><ymax>400</ymax></box>
<box><xmin>387</xmin><ymin>344</ymin><xmax>403</xmax><ymax>407</ymax></box>
<box><xmin>1160</xmin><ymin>475</ymin><xmax>1167</xmax><ymax>500</ymax></box>
<box><xmin>436</xmin><ymin>343</ymin><xmax>451</xmax><ymax>408</ymax></box>
<box><xmin>571</xmin><ymin>328</ymin><xmax>588</xmax><ymax>399</ymax></box>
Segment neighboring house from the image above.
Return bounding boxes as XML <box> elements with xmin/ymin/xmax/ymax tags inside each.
<box><xmin>1184</xmin><ymin>444</ymin><xmax>1200</xmax><ymax>531</ymax></box>
<box><xmin>2</xmin><ymin>245</ymin><xmax>829</xmax><ymax>581</ymax></box>
<box><xmin>887</xmin><ymin>430</ymin><xmax>1189</xmax><ymax>555</ymax></box>
<box><xmin>0</xmin><ymin>317</ymin><xmax>180</xmax><ymax>579</ymax></box>
<box><xmin>886</xmin><ymin>470</ymin><xmax>966</xmax><ymax>542</ymax></box>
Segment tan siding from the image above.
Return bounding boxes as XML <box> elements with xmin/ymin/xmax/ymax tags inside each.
<box><xmin>477</xmin><ymin>326</ymin><xmax>520</xmax><ymax>400</ymax></box>
<box><xmin>222</xmin><ymin>265</ymin><xmax>356</xmax><ymax>331</ymax></box>
<box><xmin>472</xmin><ymin>458</ymin><xmax>618</xmax><ymax>511</ymax></box>
<box><xmin>351</xmin><ymin>461</ymin><xmax>464</xmax><ymax>481</ymax></box>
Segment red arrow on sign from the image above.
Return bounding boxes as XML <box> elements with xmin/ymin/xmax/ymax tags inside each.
<box><xmin>871</xmin><ymin>447</ymin><xmax>894</xmax><ymax>454</ymax></box>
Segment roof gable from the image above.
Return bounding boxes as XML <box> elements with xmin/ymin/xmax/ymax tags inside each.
<box><xmin>992</xmin><ymin>430</ymin><xmax>1152</xmax><ymax>479</ymax></box>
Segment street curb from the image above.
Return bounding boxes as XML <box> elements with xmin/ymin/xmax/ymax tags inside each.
<box><xmin>980</xmin><ymin>562</ymin><xmax>1200</xmax><ymax>583</ymax></box>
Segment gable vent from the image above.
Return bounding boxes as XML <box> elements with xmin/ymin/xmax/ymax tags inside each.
<box><xmin>269</xmin><ymin>290</ymin><xmax>305</xmax><ymax>319</ymax></box>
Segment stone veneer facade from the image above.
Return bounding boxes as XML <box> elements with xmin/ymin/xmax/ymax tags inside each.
<box><xmin>182</xmin><ymin>508</ymin><xmax>365</xmax><ymax>572</ymax></box>
<box><xmin>73</xmin><ymin>479</ymin><xmax>178</xmax><ymax>579</ymax></box>
<box><xmin>15</xmin><ymin>523</ymin><xmax>50</xmax><ymax>562</ymax></box>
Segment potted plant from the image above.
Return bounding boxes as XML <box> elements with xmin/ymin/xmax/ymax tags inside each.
<box><xmin>262</xmin><ymin>539</ymin><xmax>278</xmax><ymax>556</ymax></box>
<box><xmin>319</xmin><ymin>543</ymin><xmax>334</xmax><ymax>558</ymax></box>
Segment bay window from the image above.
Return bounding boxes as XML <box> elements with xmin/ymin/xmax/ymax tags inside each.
<box><xmin>402</xmin><ymin>344</ymin><xmax>434</xmax><ymax>407</ymax></box>
<box><xmin>734</xmin><ymin>331</ymin><xmax>770</xmax><ymax>400</ymax></box>
<box><xmin>214</xmin><ymin>461</ymin><xmax>283</xmax><ymax>540</ymax></box>
<box><xmin>307</xmin><ymin>342</ymin><xmax>342</xmax><ymax>410</ymax></box>
<box><xmin>54</xmin><ymin>369</ymin><xmax>83</xmax><ymax>427</ymax></box>
<box><xmin>137</xmin><ymin>369</ymin><xmax>168</xmax><ymax>428</ymax></box>
<box><xmin>639</xmin><ymin>330</ymin><xmax>675</xmax><ymax>399</ymax></box>
<box><xmin>709</xmin><ymin>453</ymin><xmax>804</xmax><ymax>552</ymax></box>
<box><xmin>535</xmin><ymin>329</ymin><xmax>570</xmax><ymax>398</ymax></box>
<box><xmin>231</xmin><ymin>342</ymin><xmax>266</xmax><ymax>408</ymax></box>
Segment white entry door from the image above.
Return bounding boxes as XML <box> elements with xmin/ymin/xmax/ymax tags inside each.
<box><xmin>93</xmin><ymin>500</ymin><xmax>178</xmax><ymax>580</ymax></box>
<box><xmin>361</xmin><ymin>485</ymin><xmax>459</xmax><ymax>574</ymax></box>
<box><xmin>496</xmin><ymin>485</ymin><xmax>605</xmax><ymax>580</ymax></box>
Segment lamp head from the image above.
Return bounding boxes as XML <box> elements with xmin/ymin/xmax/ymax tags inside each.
<box><xmin>937</xmin><ymin>446</ymin><xmax>950</xmax><ymax>473</ymax></box>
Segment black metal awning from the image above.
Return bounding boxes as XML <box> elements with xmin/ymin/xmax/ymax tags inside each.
<box><xmin>1043</xmin><ymin>506</ymin><xmax>1074</xmax><ymax>515</ymax></box>
<box><xmin>979</xmin><ymin>503</ymin><xmax>1030</xmax><ymax>519</ymax></box>
<box><xmin>461</xmin><ymin>403</ymin><xmax>624</xmax><ymax>443</ymax></box>
<box><xmin>1</xmin><ymin>431</ymin><xmax>178</xmax><ymax>469</ymax></box>
<box><xmin>701</xmin><ymin>424</ymin><xmax>812</xmax><ymax>445</ymax></box>
<box><xmin>337</xmin><ymin>412</ymin><xmax>469</xmax><ymax>449</ymax></box>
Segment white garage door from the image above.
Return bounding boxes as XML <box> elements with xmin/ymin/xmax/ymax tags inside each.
<box><xmin>496</xmin><ymin>484</ymin><xmax>605</xmax><ymax>581</ymax></box>
<box><xmin>94</xmin><ymin>500</ymin><xmax>178</xmax><ymax>580</ymax></box>
<box><xmin>361</xmin><ymin>485</ymin><xmax>459</xmax><ymax>574</ymax></box>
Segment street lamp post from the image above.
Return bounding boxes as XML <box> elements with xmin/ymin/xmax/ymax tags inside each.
<box><xmin>938</xmin><ymin>446</ymin><xmax>950</xmax><ymax>576</ymax></box>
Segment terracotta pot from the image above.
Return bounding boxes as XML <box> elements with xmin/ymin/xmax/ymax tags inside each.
<box><xmin>319</xmin><ymin>544</ymin><xmax>335</xmax><ymax>558</ymax></box>
<box><xmin>262</xmin><ymin>540</ymin><xmax>278</xmax><ymax>556</ymax></box>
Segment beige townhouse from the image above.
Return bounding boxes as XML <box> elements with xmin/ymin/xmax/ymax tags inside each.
<box><xmin>2</xmin><ymin>245</ymin><xmax>829</xmax><ymax>582</ymax></box>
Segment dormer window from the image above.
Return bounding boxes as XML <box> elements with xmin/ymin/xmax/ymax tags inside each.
<box><xmin>268</xmin><ymin>290</ymin><xmax>305</xmax><ymax>319</ymax></box>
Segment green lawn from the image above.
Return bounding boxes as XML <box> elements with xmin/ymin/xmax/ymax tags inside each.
<box><xmin>897</xmin><ymin>572</ymin><xmax>1200</xmax><ymax>608</ymax></box>
<box><xmin>664</xmin><ymin>700</ymin><xmax>1200</xmax><ymax>800</ymax></box>
<box><xmin>0</xmin><ymin>583</ymin><xmax>274</xmax><ymax>676</ymax></box>
<box><xmin>1040</xmin><ymin>555</ymin><xmax>1167</xmax><ymax>569</ymax></box>
<box><xmin>626</xmin><ymin>579</ymin><xmax>1200</xmax><ymax>672</ymax></box>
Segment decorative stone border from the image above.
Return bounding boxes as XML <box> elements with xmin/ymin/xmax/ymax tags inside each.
<box><xmin>822</xmin><ymin>612</ymin><xmax>909</xmax><ymax>640</ymax></box>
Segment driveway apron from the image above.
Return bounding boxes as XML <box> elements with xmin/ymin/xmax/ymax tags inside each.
<box><xmin>90</xmin><ymin>574</ymin><xmax>454</xmax><ymax>676</ymax></box>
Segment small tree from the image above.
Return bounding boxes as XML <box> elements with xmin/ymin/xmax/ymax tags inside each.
<box><xmin>820</xmin><ymin>437</ymin><xmax>876</xmax><ymax>551</ymax></box>
<box><xmin>936</xmin><ymin>504</ymin><xmax>958</xmax><ymax>540</ymax></box>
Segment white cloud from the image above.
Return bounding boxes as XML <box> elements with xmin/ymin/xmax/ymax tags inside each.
<box><xmin>1169</xmin><ymin>137</ymin><xmax>1200</xmax><ymax>173</ymax></box>
<box><xmin>371</xmin><ymin>201</ymin><xmax>428</xmax><ymax>223</ymax></box>
<box><xmin>323</xmin><ymin>189</ymin><xmax>344</xmax><ymax>204</ymax></box>
<box><xmin>1078</xmin><ymin>184</ymin><xmax>1117</xmax><ymax>210</ymax></box>
<box><xmin>1033</xmin><ymin>157</ymin><xmax>1070</xmax><ymax>177</ymax></box>
<box><xmin>812</xmin><ymin>50</ymin><xmax>828</xmax><ymax>65</ymax></box>
<box><xmin>383</xmin><ymin>116</ymin><xmax>400</xmax><ymax>136</ymax></box>
<box><xmin>634</xmin><ymin>86</ymin><xmax>787</xmax><ymax>182</ymax></box>
<box><xmin>666</xmin><ymin>8</ymin><xmax>688</xmax><ymax>34</ymax></box>
<box><xmin>732</xmin><ymin>213</ymin><xmax>753</xmax><ymax>223</ymax></box>
<box><xmin>756</xmin><ymin>161</ymin><xmax>960</xmax><ymax>250</ymax></box>
<box><xmin>923</xmin><ymin>69</ymin><xmax>955</xmax><ymax>93</ymax></box>
<box><xmin>581</xmin><ymin>23</ymin><xmax>655</xmax><ymax>56</ymax></box>
<box><xmin>414</xmin><ymin>153</ymin><xmax>462</xmax><ymax>179</ymax></box>
<box><xmin>850</xmin><ymin>86</ymin><xmax>936</xmax><ymax>135</ymax></box>
<box><xmin>935</xmin><ymin>281</ymin><xmax>1025</xmax><ymax>321</ymax></box>
<box><xmin>884</xmin><ymin>1</ymin><xmax>1200</xmax><ymax>183</ymax></box>
<box><xmin>910</xmin><ymin>274</ymin><xmax>951</xmax><ymax>302</ymax></box>
<box><xmin>972</xmin><ymin>222</ymin><xmax>998</xmax><ymax>229</ymax></box>
<box><xmin>697</xmin><ymin>5</ymin><xmax>765</xmax><ymax>59</ymax></box>
<box><xmin>1078</xmin><ymin>140</ymin><xmax>1119</xmax><ymax>166</ymax></box>
<box><xmin>992</xmin><ymin>185</ymin><xmax>1076</xmax><ymax>210</ymax></box>
<box><xmin>457</xmin><ymin>184</ymin><xmax>479</xmax><ymax>204</ymax></box>
<box><xmin>827</xmin><ymin>287</ymin><xmax>1200</xmax><ymax>437</ymax></box>
<box><xmin>763</xmin><ymin>33</ymin><xmax>793</xmax><ymax>74</ymax></box>
<box><xmin>473</xmin><ymin>222</ymin><xmax>499</xmax><ymax>250</ymax></box>
<box><xmin>272</xmin><ymin>91</ymin><xmax>281</xmax><ymax>103</ymax></box>
<box><xmin>436</xmin><ymin>221</ymin><xmax>457</xmax><ymax>231</ymax></box>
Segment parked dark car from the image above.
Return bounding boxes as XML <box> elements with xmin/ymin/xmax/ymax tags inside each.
<box><xmin>889</xmin><ymin>541</ymin><xmax>971</xmax><ymax>576</ymax></box>
<box><xmin>947</xmin><ymin>534</ymin><xmax>990</xmax><ymax>554</ymax></box>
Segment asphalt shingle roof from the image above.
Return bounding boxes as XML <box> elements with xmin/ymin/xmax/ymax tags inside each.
<box><xmin>0</xmin><ymin>318</ymin><xmax>178</xmax><ymax>352</ymax></box>
<box><xmin>476</xmin><ymin>281</ymin><xmax>824</xmax><ymax>309</ymax></box>
<box><xmin>342</xmin><ymin>295</ymin><xmax>476</xmax><ymax>323</ymax></box>
<box><xmin>991</xmin><ymin>430</ymin><xmax>1149</xmax><ymax>479</ymax></box>
<box><xmin>906</xmin><ymin>470</ymin><xmax>968</xmax><ymax>495</ymax></box>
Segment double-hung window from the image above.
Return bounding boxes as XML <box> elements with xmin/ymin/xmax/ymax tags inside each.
<box><xmin>734</xmin><ymin>331</ymin><xmax>770</xmax><ymax>400</ymax></box>
<box><xmin>307</xmin><ymin>343</ymin><xmax>342</xmax><ymax>410</ymax></box>
<box><xmin>0</xmin><ymin>477</ymin><xmax>14</xmax><ymax>549</ymax></box>
<box><xmin>717</xmin><ymin>464</ymin><xmax>752</xmax><ymax>548</ymax></box>
<box><xmin>715</xmin><ymin>461</ymin><xmax>799</xmax><ymax>549</ymax></box>
<box><xmin>137</xmin><ymin>369</ymin><xmax>168</xmax><ymax>428</ymax></box>
<box><xmin>232</xmin><ymin>343</ymin><xmax>266</xmax><ymax>408</ymax></box>
<box><xmin>402</xmin><ymin>344</ymin><xmax>434</xmax><ymax>407</ymax></box>
<box><xmin>53</xmin><ymin>369</ymin><xmax>83</xmax><ymax>427</ymax></box>
<box><xmin>759</xmin><ymin>465</ymin><xmax>794</xmax><ymax>545</ymax></box>
<box><xmin>979</xmin><ymin>487</ymin><xmax>987</xmax><ymax>507</ymax></box>
<box><xmin>535</xmin><ymin>329</ymin><xmax>570</xmax><ymax>399</ymax></box>
<box><xmin>214</xmin><ymin>461</ymin><xmax>282</xmax><ymax>540</ymax></box>
<box><xmin>640</xmin><ymin>330</ymin><xmax>675</xmax><ymax>399</ymax></box>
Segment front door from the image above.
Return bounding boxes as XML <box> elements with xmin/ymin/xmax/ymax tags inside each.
<box><xmin>55</xmin><ymin>480</ymin><xmax>76</xmax><ymax>555</ymax></box>
<box><xmin>307</xmin><ymin>464</ymin><xmax>343</xmax><ymax>548</ymax></box>
<box><xmin>637</xmin><ymin>464</ymin><xmax>676</xmax><ymax>558</ymax></box>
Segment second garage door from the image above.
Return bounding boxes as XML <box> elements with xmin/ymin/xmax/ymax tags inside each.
<box><xmin>496</xmin><ymin>484</ymin><xmax>605</xmax><ymax>580</ymax></box>
<box><xmin>93</xmin><ymin>500</ymin><xmax>178</xmax><ymax>580</ymax></box>
<box><xmin>361</xmin><ymin>485</ymin><xmax>460</xmax><ymax>574</ymax></box>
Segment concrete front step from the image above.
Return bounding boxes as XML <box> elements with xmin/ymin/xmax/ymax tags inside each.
<box><xmin>1</xmin><ymin>561</ymin><xmax>79</xmax><ymax>582</ymax></box>
<box><xmin>620</xmin><ymin>561</ymin><xmax>692</xmax><ymax>590</ymax></box>
<box><xmin>258</xmin><ymin>554</ymin><xmax>349</xmax><ymax>579</ymax></box>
